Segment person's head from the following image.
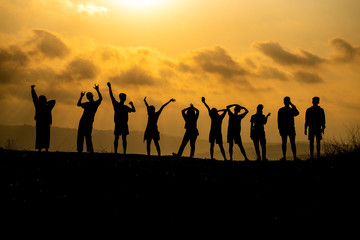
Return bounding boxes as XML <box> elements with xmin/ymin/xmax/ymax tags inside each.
<box><xmin>148</xmin><ymin>105</ymin><xmax>155</xmax><ymax>114</ymax></box>
<box><xmin>39</xmin><ymin>95</ymin><xmax>47</xmax><ymax>105</ymax></box>
<box><xmin>234</xmin><ymin>105</ymin><xmax>241</xmax><ymax>113</ymax></box>
<box><xmin>312</xmin><ymin>96</ymin><xmax>320</xmax><ymax>106</ymax></box>
<box><xmin>257</xmin><ymin>104</ymin><xmax>263</xmax><ymax>113</ymax></box>
<box><xmin>210</xmin><ymin>108</ymin><xmax>218</xmax><ymax>117</ymax></box>
<box><xmin>284</xmin><ymin>96</ymin><xmax>290</xmax><ymax>107</ymax></box>
<box><xmin>119</xmin><ymin>93</ymin><xmax>126</xmax><ymax>102</ymax></box>
<box><xmin>187</xmin><ymin>108</ymin><xmax>196</xmax><ymax>118</ymax></box>
<box><xmin>86</xmin><ymin>92</ymin><xmax>94</xmax><ymax>101</ymax></box>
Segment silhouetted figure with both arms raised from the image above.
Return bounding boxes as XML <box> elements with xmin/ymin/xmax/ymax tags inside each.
<box><xmin>227</xmin><ymin>104</ymin><xmax>249</xmax><ymax>161</ymax></box>
<box><xmin>202</xmin><ymin>97</ymin><xmax>227</xmax><ymax>161</ymax></box>
<box><xmin>250</xmin><ymin>104</ymin><xmax>270</xmax><ymax>161</ymax></box>
<box><xmin>77</xmin><ymin>84</ymin><xmax>102</xmax><ymax>153</ymax></box>
<box><xmin>31</xmin><ymin>85</ymin><xmax>56</xmax><ymax>152</ymax></box>
<box><xmin>305</xmin><ymin>96</ymin><xmax>325</xmax><ymax>160</ymax></box>
<box><xmin>107</xmin><ymin>82</ymin><xmax>135</xmax><ymax>154</ymax></box>
<box><xmin>278</xmin><ymin>96</ymin><xmax>300</xmax><ymax>161</ymax></box>
<box><xmin>144</xmin><ymin>97</ymin><xmax>175</xmax><ymax>156</ymax></box>
<box><xmin>173</xmin><ymin>104</ymin><xmax>199</xmax><ymax>158</ymax></box>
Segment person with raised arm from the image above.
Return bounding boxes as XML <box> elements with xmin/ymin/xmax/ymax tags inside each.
<box><xmin>250</xmin><ymin>104</ymin><xmax>270</xmax><ymax>161</ymax></box>
<box><xmin>173</xmin><ymin>104</ymin><xmax>199</xmax><ymax>158</ymax></box>
<box><xmin>227</xmin><ymin>104</ymin><xmax>249</xmax><ymax>161</ymax></box>
<box><xmin>31</xmin><ymin>85</ymin><xmax>56</xmax><ymax>152</ymax></box>
<box><xmin>202</xmin><ymin>97</ymin><xmax>227</xmax><ymax>161</ymax></box>
<box><xmin>107</xmin><ymin>82</ymin><xmax>135</xmax><ymax>154</ymax></box>
<box><xmin>77</xmin><ymin>84</ymin><xmax>102</xmax><ymax>153</ymax></box>
<box><xmin>144</xmin><ymin>97</ymin><xmax>175</xmax><ymax>156</ymax></box>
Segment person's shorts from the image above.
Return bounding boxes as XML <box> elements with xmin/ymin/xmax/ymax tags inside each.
<box><xmin>209</xmin><ymin>130</ymin><xmax>223</xmax><ymax>144</ymax></box>
<box><xmin>308</xmin><ymin>128</ymin><xmax>322</xmax><ymax>141</ymax></box>
<box><xmin>114</xmin><ymin>123</ymin><xmax>129</xmax><ymax>136</ymax></box>
<box><xmin>144</xmin><ymin>127</ymin><xmax>160</xmax><ymax>141</ymax></box>
<box><xmin>279</xmin><ymin>128</ymin><xmax>296</xmax><ymax>138</ymax></box>
<box><xmin>227</xmin><ymin>132</ymin><xmax>242</xmax><ymax>144</ymax></box>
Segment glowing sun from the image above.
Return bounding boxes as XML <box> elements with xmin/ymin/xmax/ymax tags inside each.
<box><xmin>121</xmin><ymin>0</ymin><xmax>165</xmax><ymax>9</ymax></box>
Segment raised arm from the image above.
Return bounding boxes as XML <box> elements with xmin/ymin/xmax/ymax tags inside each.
<box><xmin>264</xmin><ymin>113</ymin><xmax>271</xmax><ymax>124</ymax></box>
<box><xmin>94</xmin><ymin>84</ymin><xmax>102</xmax><ymax>101</ymax></box>
<box><xmin>31</xmin><ymin>85</ymin><xmax>38</xmax><ymax>106</ymax></box>
<box><xmin>47</xmin><ymin>100</ymin><xmax>56</xmax><ymax>110</ymax></box>
<box><xmin>226</xmin><ymin>104</ymin><xmax>238</xmax><ymax>112</ymax></box>
<box><xmin>239</xmin><ymin>106</ymin><xmax>249</xmax><ymax>118</ymax></box>
<box><xmin>158</xmin><ymin>98</ymin><xmax>176</xmax><ymax>114</ymax></box>
<box><xmin>144</xmin><ymin>97</ymin><xmax>149</xmax><ymax>109</ymax></box>
<box><xmin>201</xmin><ymin>97</ymin><xmax>211</xmax><ymax>114</ymax></box>
<box><xmin>218</xmin><ymin>109</ymin><xmax>227</xmax><ymax>119</ymax></box>
<box><xmin>129</xmin><ymin>101</ymin><xmax>136</xmax><ymax>112</ymax></box>
<box><xmin>290</xmin><ymin>101</ymin><xmax>299</xmax><ymax>116</ymax></box>
<box><xmin>77</xmin><ymin>91</ymin><xmax>85</xmax><ymax>107</ymax></box>
<box><xmin>107</xmin><ymin>82</ymin><xmax>116</xmax><ymax>105</ymax></box>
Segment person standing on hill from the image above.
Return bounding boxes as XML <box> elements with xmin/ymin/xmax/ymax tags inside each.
<box><xmin>226</xmin><ymin>104</ymin><xmax>249</xmax><ymax>161</ymax></box>
<box><xmin>31</xmin><ymin>85</ymin><xmax>56</xmax><ymax>152</ymax></box>
<box><xmin>202</xmin><ymin>97</ymin><xmax>227</xmax><ymax>161</ymax></box>
<box><xmin>77</xmin><ymin>84</ymin><xmax>102</xmax><ymax>153</ymax></box>
<box><xmin>305</xmin><ymin>97</ymin><xmax>326</xmax><ymax>160</ymax></box>
<box><xmin>107</xmin><ymin>82</ymin><xmax>135</xmax><ymax>154</ymax></box>
<box><xmin>174</xmin><ymin>104</ymin><xmax>199</xmax><ymax>158</ymax></box>
<box><xmin>250</xmin><ymin>104</ymin><xmax>270</xmax><ymax>161</ymax></box>
<box><xmin>144</xmin><ymin>97</ymin><xmax>175</xmax><ymax>156</ymax></box>
<box><xmin>277</xmin><ymin>96</ymin><xmax>300</xmax><ymax>161</ymax></box>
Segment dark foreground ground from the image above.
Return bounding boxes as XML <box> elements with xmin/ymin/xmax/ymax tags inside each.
<box><xmin>1</xmin><ymin>148</ymin><xmax>359</xmax><ymax>232</ymax></box>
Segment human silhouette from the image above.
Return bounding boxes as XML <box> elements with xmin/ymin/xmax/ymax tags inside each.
<box><xmin>144</xmin><ymin>97</ymin><xmax>175</xmax><ymax>156</ymax></box>
<box><xmin>250</xmin><ymin>104</ymin><xmax>270</xmax><ymax>161</ymax></box>
<box><xmin>31</xmin><ymin>85</ymin><xmax>56</xmax><ymax>152</ymax></box>
<box><xmin>77</xmin><ymin>84</ymin><xmax>102</xmax><ymax>153</ymax></box>
<box><xmin>305</xmin><ymin>97</ymin><xmax>325</xmax><ymax>160</ymax></box>
<box><xmin>227</xmin><ymin>104</ymin><xmax>249</xmax><ymax>161</ymax></box>
<box><xmin>107</xmin><ymin>82</ymin><xmax>135</xmax><ymax>154</ymax></box>
<box><xmin>202</xmin><ymin>97</ymin><xmax>227</xmax><ymax>161</ymax></box>
<box><xmin>173</xmin><ymin>104</ymin><xmax>199</xmax><ymax>158</ymax></box>
<box><xmin>277</xmin><ymin>96</ymin><xmax>300</xmax><ymax>161</ymax></box>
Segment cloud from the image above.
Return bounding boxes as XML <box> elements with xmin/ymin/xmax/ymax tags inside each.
<box><xmin>59</xmin><ymin>58</ymin><xmax>97</xmax><ymax>81</ymax></box>
<box><xmin>257</xmin><ymin>65</ymin><xmax>288</xmax><ymax>81</ymax></box>
<box><xmin>77</xmin><ymin>3</ymin><xmax>107</xmax><ymax>16</ymax></box>
<box><xmin>109</xmin><ymin>66</ymin><xmax>157</xmax><ymax>86</ymax></box>
<box><xmin>0</xmin><ymin>46</ymin><xmax>29</xmax><ymax>84</ymax></box>
<box><xmin>27</xmin><ymin>29</ymin><xmax>69</xmax><ymax>59</ymax></box>
<box><xmin>180</xmin><ymin>46</ymin><xmax>247</xmax><ymax>79</ymax></box>
<box><xmin>293</xmin><ymin>71</ymin><xmax>323</xmax><ymax>84</ymax></box>
<box><xmin>329</xmin><ymin>38</ymin><xmax>360</xmax><ymax>63</ymax></box>
<box><xmin>254</xmin><ymin>41</ymin><xmax>325</xmax><ymax>66</ymax></box>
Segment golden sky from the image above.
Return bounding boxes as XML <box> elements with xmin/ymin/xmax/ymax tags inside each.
<box><xmin>0</xmin><ymin>0</ymin><xmax>359</xmax><ymax>143</ymax></box>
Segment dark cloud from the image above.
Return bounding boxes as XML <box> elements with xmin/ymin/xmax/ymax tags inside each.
<box><xmin>293</xmin><ymin>71</ymin><xmax>323</xmax><ymax>84</ymax></box>
<box><xmin>181</xmin><ymin>46</ymin><xmax>247</xmax><ymax>78</ymax></box>
<box><xmin>254</xmin><ymin>41</ymin><xmax>325</xmax><ymax>66</ymax></box>
<box><xmin>28</xmin><ymin>29</ymin><xmax>69</xmax><ymax>59</ymax></box>
<box><xmin>257</xmin><ymin>65</ymin><xmax>288</xmax><ymax>81</ymax></box>
<box><xmin>0</xmin><ymin>46</ymin><xmax>29</xmax><ymax>84</ymax></box>
<box><xmin>109</xmin><ymin>66</ymin><xmax>156</xmax><ymax>86</ymax></box>
<box><xmin>330</xmin><ymin>38</ymin><xmax>360</xmax><ymax>62</ymax></box>
<box><xmin>59</xmin><ymin>58</ymin><xmax>97</xmax><ymax>81</ymax></box>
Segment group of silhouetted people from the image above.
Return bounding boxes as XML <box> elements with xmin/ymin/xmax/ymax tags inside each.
<box><xmin>31</xmin><ymin>84</ymin><xmax>325</xmax><ymax>161</ymax></box>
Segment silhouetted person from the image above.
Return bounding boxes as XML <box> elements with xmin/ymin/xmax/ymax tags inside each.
<box><xmin>278</xmin><ymin>96</ymin><xmax>300</xmax><ymax>161</ymax></box>
<box><xmin>250</xmin><ymin>104</ymin><xmax>270</xmax><ymax>161</ymax></box>
<box><xmin>174</xmin><ymin>104</ymin><xmax>199</xmax><ymax>158</ymax></box>
<box><xmin>305</xmin><ymin>97</ymin><xmax>325</xmax><ymax>160</ymax></box>
<box><xmin>31</xmin><ymin>85</ymin><xmax>55</xmax><ymax>152</ymax></box>
<box><xmin>202</xmin><ymin>97</ymin><xmax>227</xmax><ymax>161</ymax></box>
<box><xmin>107</xmin><ymin>82</ymin><xmax>135</xmax><ymax>154</ymax></box>
<box><xmin>77</xmin><ymin>84</ymin><xmax>102</xmax><ymax>153</ymax></box>
<box><xmin>144</xmin><ymin>97</ymin><xmax>175</xmax><ymax>156</ymax></box>
<box><xmin>227</xmin><ymin>104</ymin><xmax>249</xmax><ymax>161</ymax></box>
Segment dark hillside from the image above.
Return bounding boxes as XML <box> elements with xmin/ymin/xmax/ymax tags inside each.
<box><xmin>0</xmin><ymin>149</ymin><xmax>358</xmax><ymax>230</ymax></box>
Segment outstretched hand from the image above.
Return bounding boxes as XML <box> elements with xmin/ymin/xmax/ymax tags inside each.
<box><xmin>31</xmin><ymin>85</ymin><xmax>35</xmax><ymax>89</ymax></box>
<box><xmin>107</xmin><ymin>82</ymin><xmax>111</xmax><ymax>87</ymax></box>
<box><xmin>94</xmin><ymin>84</ymin><xmax>99</xmax><ymax>90</ymax></box>
<box><xmin>144</xmin><ymin>96</ymin><xmax>147</xmax><ymax>101</ymax></box>
<box><xmin>170</xmin><ymin>98</ymin><xmax>176</xmax><ymax>102</ymax></box>
<box><xmin>80</xmin><ymin>91</ymin><xmax>85</xmax><ymax>97</ymax></box>
<box><xmin>201</xmin><ymin>97</ymin><xmax>205</xmax><ymax>103</ymax></box>
<box><xmin>129</xmin><ymin>101</ymin><xmax>134</xmax><ymax>105</ymax></box>
<box><xmin>266</xmin><ymin>113</ymin><xmax>271</xmax><ymax>117</ymax></box>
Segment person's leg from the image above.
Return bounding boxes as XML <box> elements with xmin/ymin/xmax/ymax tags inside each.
<box><xmin>237</xmin><ymin>136</ymin><xmax>249</xmax><ymax>161</ymax></box>
<box><xmin>146</xmin><ymin>139</ymin><xmax>151</xmax><ymax>156</ymax></box>
<box><xmin>154</xmin><ymin>139</ymin><xmax>161</xmax><ymax>156</ymax></box>
<box><xmin>122</xmin><ymin>134</ymin><xmax>127</xmax><ymax>154</ymax></box>
<box><xmin>177</xmin><ymin>133</ymin><xmax>190</xmax><ymax>157</ymax></box>
<box><xmin>218</xmin><ymin>143</ymin><xmax>227</xmax><ymax>161</ymax></box>
<box><xmin>253</xmin><ymin>140</ymin><xmax>261</xmax><ymax>161</ymax></box>
<box><xmin>260</xmin><ymin>138</ymin><xmax>267</xmax><ymax>161</ymax></box>
<box><xmin>316</xmin><ymin>135</ymin><xmax>321</xmax><ymax>159</ymax></box>
<box><xmin>210</xmin><ymin>141</ymin><xmax>215</xmax><ymax>160</ymax></box>
<box><xmin>289</xmin><ymin>135</ymin><xmax>297</xmax><ymax>160</ymax></box>
<box><xmin>281</xmin><ymin>135</ymin><xmax>287</xmax><ymax>160</ymax></box>
<box><xmin>77</xmin><ymin>123</ymin><xmax>84</xmax><ymax>153</ymax></box>
<box><xmin>229</xmin><ymin>140</ymin><xmax>234</xmax><ymax>161</ymax></box>
<box><xmin>85</xmin><ymin>128</ymin><xmax>94</xmax><ymax>153</ymax></box>
<box><xmin>190</xmin><ymin>137</ymin><xmax>197</xmax><ymax>158</ymax></box>
<box><xmin>309</xmin><ymin>138</ymin><xmax>314</xmax><ymax>159</ymax></box>
<box><xmin>114</xmin><ymin>134</ymin><xmax>119</xmax><ymax>154</ymax></box>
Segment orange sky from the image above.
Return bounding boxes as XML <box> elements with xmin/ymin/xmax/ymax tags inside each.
<box><xmin>0</xmin><ymin>0</ymin><xmax>360</xmax><ymax>143</ymax></box>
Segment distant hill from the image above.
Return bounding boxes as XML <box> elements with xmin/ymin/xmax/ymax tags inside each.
<box><xmin>0</xmin><ymin>124</ymin><xmax>310</xmax><ymax>160</ymax></box>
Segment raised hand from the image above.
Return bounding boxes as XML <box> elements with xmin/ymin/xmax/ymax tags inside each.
<box><xmin>129</xmin><ymin>101</ymin><xmax>134</xmax><ymax>105</ymax></box>
<box><xmin>201</xmin><ymin>97</ymin><xmax>205</xmax><ymax>103</ymax></box>
<box><xmin>31</xmin><ymin>85</ymin><xmax>35</xmax><ymax>89</ymax></box>
<box><xmin>81</xmin><ymin>91</ymin><xmax>85</xmax><ymax>97</ymax></box>
<box><xmin>170</xmin><ymin>98</ymin><xmax>176</xmax><ymax>102</ymax></box>
<box><xmin>144</xmin><ymin>96</ymin><xmax>147</xmax><ymax>101</ymax></box>
<box><xmin>107</xmin><ymin>82</ymin><xmax>111</xmax><ymax>87</ymax></box>
<box><xmin>266</xmin><ymin>113</ymin><xmax>271</xmax><ymax>117</ymax></box>
<box><xmin>94</xmin><ymin>84</ymin><xmax>99</xmax><ymax>90</ymax></box>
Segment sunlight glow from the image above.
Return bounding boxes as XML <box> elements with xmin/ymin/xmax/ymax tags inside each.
<box><xmin>120</xmin><ymin>0</ymin><xmax>165</xmax><ymax>9</ymax></box>
<box><xmin>78</xmin><ymin>4</ymin><xmax>108</xmax><ymax>15</ymax></box>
